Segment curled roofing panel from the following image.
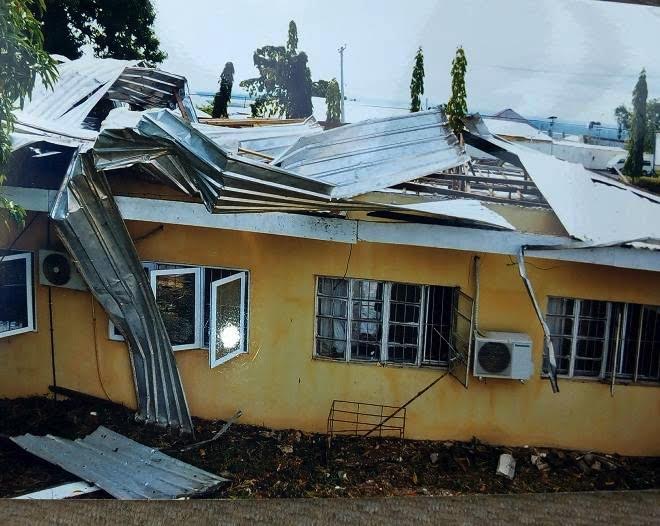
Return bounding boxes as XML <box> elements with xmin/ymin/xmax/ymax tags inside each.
<box><xmin>94</xmin><ymin>109</ymin><xmax>512</xmax><ymax>228</ymax></box>
<box><xmin>274</xmin><ymin>110</ymin><xmax>469</xmax><ymax>199</ymax></box>
<box><xmin>193</xmin><ymin>116</ymin><xmax>323</xmax><ymax>157</ymax></box>
<box><xmin>11</xmin><ymin>426</ymin><xmax>227</xmax><ymax>499</ymax></box>
<box><xmin>467</xmin><ymin>117</ymin><xmax>660</xmax><ymax>246</ymax></box>
<box><xmin>51</xmin><ymin>151</ymin><xmax>193</xmax><ymax>433</ymax></box>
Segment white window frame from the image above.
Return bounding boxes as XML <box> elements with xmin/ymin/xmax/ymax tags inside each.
<box><xmin>313</xmin><ymin>276</ymin><xmax>456</xmax><ymax>368</ymax></box>
<box><xmin>209</xmin><ymin>272</ymin><xmax>247</xmax><ymax>368</ymax></box>
<box><xmin>545</xmin><ymin>296</ymin><xmax>660</xmax><ymax>384</ymax></box>
<box><xmin>150</xmin><ymin>267</ymin><xmax>203</xmax><ymax>351</ymax></box>
<box><xmin>0</xmin><ymin>252</ymin><xmax>35</xmax><ymax>339</ymax></box>
<box><xmin>108</xmin><ymin>319</ymin><xmax>124</xmax><ymax>342</ymax></box>
<box><xmin>546</xmin><ymin>297</ymin><xmax>610</xmax><ymax>379</ymax></box>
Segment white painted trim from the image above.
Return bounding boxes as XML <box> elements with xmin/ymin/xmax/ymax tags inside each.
<box><xmin>108</xmin><ymin>319</ymin><xmax>124</xmax><ymax>341</ymax></box>
<box><xmin>0</xmin><ymin>252</ymin><xmax>35</xmax><ymax>339</ymax></box>
<box><xmin>5</xmin><ymin>186</ymin><xmax>659</xmax><ymax>272</ymax></box>
<box><xmin>116</xmin><ymin>196</ymin><xmax>357</xmax><ymax>244</ymax></box>
<box><xmin>209</xmin><ymin>272</ymin><xmax>247</xmax><ymax>368</ymax></box>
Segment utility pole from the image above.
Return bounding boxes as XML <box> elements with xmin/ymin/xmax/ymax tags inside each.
<box><xmin>338</xmin><ymin>44</ymin><xmax>347</xmax><ymax>123</ymax></box>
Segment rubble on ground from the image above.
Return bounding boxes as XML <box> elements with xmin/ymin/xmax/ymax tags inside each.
<box><xmin>0</xmin><ymin>397</ymin><xmax>657</xmax><ymax>498</ymax></box>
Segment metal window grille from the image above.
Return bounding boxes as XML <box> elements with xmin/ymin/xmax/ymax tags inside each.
<box><xmin>546</xmin><ymin>296</ymin><xmax>659</xmax><ymax>383</ymax></box>
<box><xmin>314</xmin><ymin>276</ymin><xmax>457</xmax><ymax>368</ymax></box>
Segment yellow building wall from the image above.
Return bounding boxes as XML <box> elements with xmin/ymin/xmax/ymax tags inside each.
<box><xmin>1</xmin><ymin>215</ymin><xmax>659</xmax><ymax>455</ymax></box>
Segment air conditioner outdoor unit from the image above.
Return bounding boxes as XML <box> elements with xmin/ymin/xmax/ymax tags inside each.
<box><xmin>473</xmin><ymin>331</ymin><xmax>533</xmax><ymax>380</ymax></box>
<box><xmin>39</xmin><ymin>250</ymin><xmax>87</xmax><ymax>291</ymax></box>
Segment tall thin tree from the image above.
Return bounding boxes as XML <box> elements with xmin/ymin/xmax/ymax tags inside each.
<box><xmin>325</xmin><ymin>78</ymin><xmax>341</xmax><ymax>124</ymax></box>
<box><xmin>287</xmin><ymin>20</ymin><xmax>298</xmax><ymax>55</ymax></box>
<box><xmin>445</xmin><ymin>46</ymin><xmax>468</xmax><ymax>136</ymax></box>
<box><xmin>410</xmin><ymin>47</ymin><xmax>425</xmax><ymax>112</ymax></box>
<box><xmin>212</xmin><ymin>62</ymin><xmax>234</xmax><ymax>119</ymax></box>
<box><xmin>623</xmin><ymin>69</ymin><xmax>648</xmax><ymax>179</ymax></box>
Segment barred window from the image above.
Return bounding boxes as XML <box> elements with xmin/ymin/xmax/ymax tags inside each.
<box><xmin>545</xmin><ymin>297</ymin><xmax>659</xmax><ymax>383</ymax></box>
<box><xmin>315</xmin><ymin>276</ymin><xmax>457</xmax><ymax>367</ymax></box>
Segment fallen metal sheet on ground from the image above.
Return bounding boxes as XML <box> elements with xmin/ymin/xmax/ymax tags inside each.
<box><xmin>11</xmin><ymin>426</ymin><xmax>228</xmax><ymax>500</ymax></box>
<box><xmin>14</xmin><ymin>482</ymin><xmax>100</xmax><ymax>500</ymax></box>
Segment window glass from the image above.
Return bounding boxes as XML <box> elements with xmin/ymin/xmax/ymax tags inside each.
<box><xmin>0</xmin><ymin>256</ymin><xmax>30</xmax><ymax>336</ymax></box>
<box><xmin>154</xmin><ymin>272</ymin><xmax>198</xmax><ymax>347</ymax></box>
<box><xmin>210</xmin><ymin>274</ymin><xmax>245</xmax><ymax>366</ymax></box>
<box><xmin>387</xmin><ymin>283</ymin><xmax>422</xmax><ymax>364</ymax></box>
<box><xmin>316</xmin><ymin>277</ymin><xmax>348</xmax><ymax>359</ymax></box>
<box><xmin>422</xmin><ymin>286</ymin><xmax>455</xmax><ymax>365</ymax></box>
<box><xmin>573</xmin><ymin>300</ymin><xmax>608</xmax><ymax>376</ymax></box>
<box><xmin>350</xmin><ymin>279</ymin><xmax>383</xmax><ymax>361</ymax></box>
<box><xmin>314</xmin><ymin>276</ymin><xmax>458</xmax><ymax>368</ymax></box>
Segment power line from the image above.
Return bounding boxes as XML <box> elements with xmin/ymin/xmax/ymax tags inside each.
<box><xmin>472</xmin><ymin>63</ymin><xmax>660</xmax><ymax>80</ymax></box>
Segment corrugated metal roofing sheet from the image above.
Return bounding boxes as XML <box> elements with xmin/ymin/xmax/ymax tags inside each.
<box><xmin>12</xmin><ymin>58</ymin><xmax>189</xmax><ymax>152</ymax></box>
<box><xmin>11</xmin><ymin>426</ymin><xmax>227</xmax><ymax>499</ymax></box>
<box><xmin>274</xmin><ymin>110</ymin><xmax>469</xmax><ymax>199</ymax></box>
<box><xmin>94</xmin><ymin>109</ymin><xmax>512</xmax><ymax>228</ymax></box>
<box><xmin>467</xmin><ymin>117</ymin><xmax>660</xmax><ymax>246</ymax></box>
<box><xmin>193</xmin><ymin>116</ymin><xmax>323</xmax><ymax>157</ymax></box>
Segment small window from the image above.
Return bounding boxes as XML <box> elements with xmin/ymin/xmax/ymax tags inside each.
<box><xmin>109</xmin><ymin>262</ymin><xmax>249</xmax><ymax>364</ymax></box>
<box><xmin>545</xmin><ymin>296</ymin><xmax>659</xmax><ymax>384</ymax></box>
<box><xmin>314</xmin><ymin>276</ymin><xmax>457</xmax><ymax>367</ymax></box>
<box><xmin>209</xmin><ymin>272</ymin><xmax>247</xmax><ymax>367</ymax></box>
<box><xmin>0</xmin><ymin>253</ymin><xmax>35</xmax><ymax>339</ymax></box>
<box><xmin>546</xmin><ymin>297</ymin><xmax>610</xmax><ymax>377</ymax></box>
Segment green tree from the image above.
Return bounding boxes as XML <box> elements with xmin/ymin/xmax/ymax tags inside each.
<box><xmin>312</xmin><ymin>79</ymin><xmax>329</xmax><ymax>98</ymax></box>
<box><xmin>645</xmin><ymin>99</ymin><xmax>659</xmax><ymax>153</ymax></box>
<box><xmin>325</xmin><ymin>78</ymin><xmax>341</xmax><ymax>124</ymax></box>
<box><xmin>240</xmin><ymin>20</ymin><xmax>314</xmax><ymax>119</ymax></box>
<box><xmin>212</xmin><ymin>62</ymin><xmax>234</xmax><ymax>119</ymax></box>
<box><xmin>446</xmin><ymin>46</ymin><xmax>468</xmax><ymax>136</ymax></box>
<box><xmin>623</xmin><ymin>69</ymin><xmax>648</xmax><ymax>179</ymax></box>
<box><xmin>614</xmin><ymin>104</ymin><xmax>630</xmax><ymax>141</ymax></box>
<box><xmin>1</xmin><ymin>0</ymin><xmax>58</xmax><ymax>225</ymax></box>
<box><xmin>410</xmin><ymin>47</ymin><xmax>425</xmax><ymax>112</ymax></box>
<box><xmin>287</xmin><ymin>20</ymin><xmax>298</xmax><ymax>55</ymax></box>
<box><xmin>31</xmin><ymin>0</ymin><xmax>166</xmax><ymax>64</ymax></box>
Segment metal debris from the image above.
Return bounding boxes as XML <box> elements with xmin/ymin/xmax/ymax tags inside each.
<box><xmin>51</xmin><ymin>152</ymin><xmax>193</xmax><ymax>433</ymax></box>
<box><xmin>11</xmin><ymin>426</ymin><xmax>227</xmax><ymax>500</ymax></box>
<box><xmin>176</xmin><ymin>410</ymin><xmax>243</xmax><ymax>452</ymax></box>
<box><xmin>14</xmin><ymin>481</ymin><xmax>100</xmax><ymax>500</ymax></box>
<box><xmin>274</xmin><ymin>110</ymin><xmax>469</xmax><ymax>199</ymax></box>
<box><xmin>497</xmin><ymin>453</ymin><xmax>516</xmax><ymax>480</ymax></box>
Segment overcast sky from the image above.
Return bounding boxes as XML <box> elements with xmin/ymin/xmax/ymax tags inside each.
<box><xmin>153</xmin><ymin>0</ymin><xmax>659</xmax><ymax>123</ymax></box>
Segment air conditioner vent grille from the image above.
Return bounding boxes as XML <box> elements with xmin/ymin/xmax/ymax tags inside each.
<box><xmin>42</xmin><ymin>253</ymin><xmax>71</xmax><ymax>286</ymax></box>
<box><xmin>477</xmin><ymin>341</ymin><xmax>511</xmax><ymax>373</ymax></box>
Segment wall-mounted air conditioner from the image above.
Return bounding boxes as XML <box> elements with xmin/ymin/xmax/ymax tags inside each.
<box><xmin>473</xmin><ymin>331</ymin><xmax>533</xmax><ymax>380</ymax></box>
<box><xmin>39</xmin><ymin>250</ymin><xmax>87</xmax><ymax>291</ymax></box>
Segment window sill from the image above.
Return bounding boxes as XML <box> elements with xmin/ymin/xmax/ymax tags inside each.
<box><xmin>542</xmin><ymin>374</ymin><xmax>660</xmax><ymax>387</ymax></box>
<box><xmin>312</xmin><ymin>355</ymin><xmax>449</xmax><ymax>371</ymax></box>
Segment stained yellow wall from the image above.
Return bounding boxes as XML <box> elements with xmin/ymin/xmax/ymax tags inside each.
<box><xmin>1</xmin><ymin>214</ymin><xmax>659</xmax><ymax>455</ymax></box>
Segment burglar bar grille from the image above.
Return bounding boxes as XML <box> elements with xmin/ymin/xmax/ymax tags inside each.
<box><xmin>327</xmin><ymin>400</ymin><xmax>406</xmax><ymax>441</ymax></box>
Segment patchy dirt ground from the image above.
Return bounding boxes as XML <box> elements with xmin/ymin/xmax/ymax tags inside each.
<box><xmin>0</xmin><ymin>396</ymin><xmax>658</xmax><ymax>499</ymax></box>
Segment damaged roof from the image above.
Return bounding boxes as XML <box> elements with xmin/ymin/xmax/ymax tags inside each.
<box><xmin>274</xmin><ymin>110</ymin><xmax>470</xmax><ymax>198</ymax></box>
<box><xmin>465</xmin><ymin>117</ymin><xmax>660</xmax><ymax>247</ymax></box>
